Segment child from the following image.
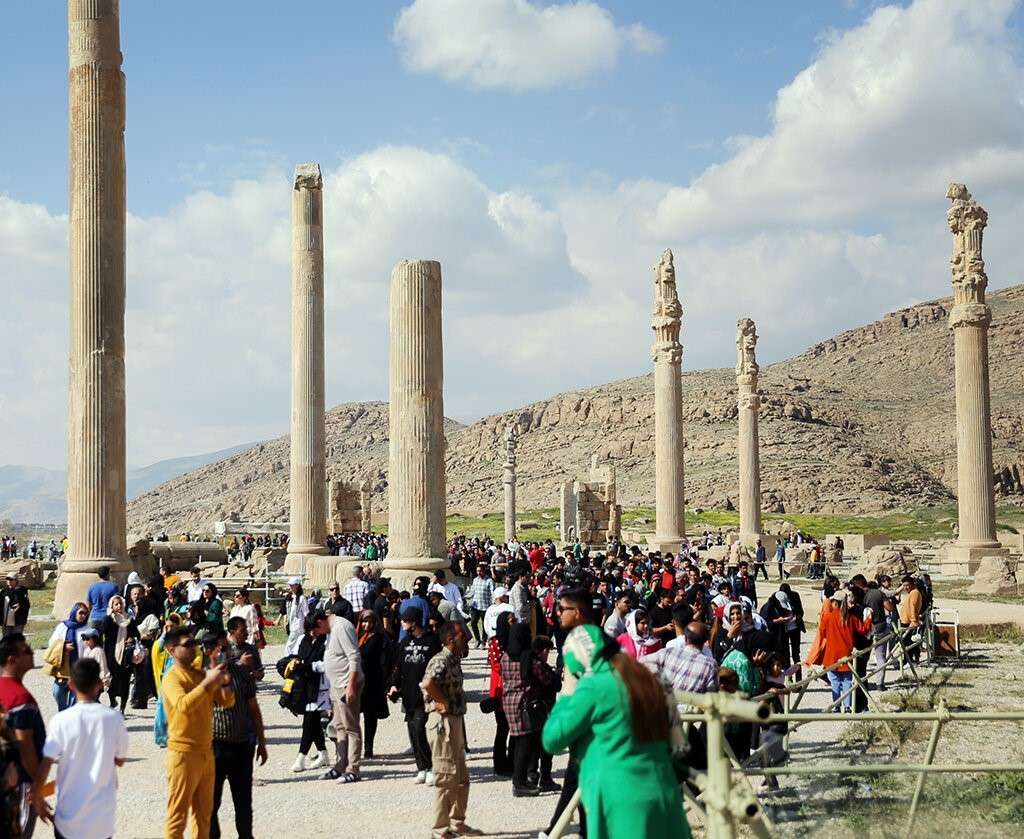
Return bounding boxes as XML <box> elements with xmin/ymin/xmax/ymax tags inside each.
<box><xmin>79</xmin><ymin>628</ymin><xmax>111</xmax><ymax>692</ymax></box>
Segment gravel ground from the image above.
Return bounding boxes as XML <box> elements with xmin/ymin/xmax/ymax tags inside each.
<box><xmin>23</xmin><ymin>626</ymin><xmax>1023</xmax><ymax>838</ymax></box>
<box><xmin>24</xmin><ymin>644</ymin><xmax>571</xmax><ymax>839</ymax></box>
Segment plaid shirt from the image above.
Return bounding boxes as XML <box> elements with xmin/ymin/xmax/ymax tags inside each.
<box><xmin>343</xmin><ymin>577</ymin><xmax>370</xmax><ymax>610</ymax></box>
<box><xmin>468</xmin><ymin>576</ymin><xmax>494</xmax><ymax>611</ymax></box>
<box><xmin>645</xmin><ymin>641</ymin><xmax>719</xmax><ymax>694</ymax></box>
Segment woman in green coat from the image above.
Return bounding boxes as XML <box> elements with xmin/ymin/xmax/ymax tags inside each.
<box><xmin>542</xmin><ymin>624</ymin><xmax>691</xmax><ymax>839</ymax></box>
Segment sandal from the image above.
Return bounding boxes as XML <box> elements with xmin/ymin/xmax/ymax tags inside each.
<box><xmin>335</xmin><ymin>772</ymin><xmax>360</xmax><ymax>784</ymax></box>
<box><xmin>321</xmin><ymin>768</ymin><xmax>342</xmax><ymax>780</ymax></box>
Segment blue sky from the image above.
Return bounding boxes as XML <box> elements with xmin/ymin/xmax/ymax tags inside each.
<box><xmin>2</xmin><ymin>0</ymin><xmax>1024</xmax><ymax>469</ymax></box>
<box><xmin>3</xmin><ymin>2</ymin><xmax>879</xmax><ymax>215</ymax></box>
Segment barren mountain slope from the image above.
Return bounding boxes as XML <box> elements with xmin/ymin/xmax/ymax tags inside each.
<box><xmin>127</xmin><ymin>285</ymin><xmax>1024</xmax><ymax>534</ymax></box>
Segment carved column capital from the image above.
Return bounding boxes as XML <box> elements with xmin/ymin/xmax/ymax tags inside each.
<box><xmin>652</xmin><ymin>342</ymin><xmax>683</xmax><ymax>365</ymax></box>
<box><xmin>949</xmin><ymin>302</ymin><xmax>991</xmax><ymax>329</ymax></box>
<box><xmin>737</xmin><ymin>391</ymin><xmax>761</xmax><ymax>411</ymax></box>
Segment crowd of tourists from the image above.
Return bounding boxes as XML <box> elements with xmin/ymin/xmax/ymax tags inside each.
<box><xmin>0</xmin><ymin>537</ymin><xmax>62</xmax><ymax>563</ymax></box>
<box><xmin>0</xmin><ymin>529</ymin><xmax>939</xmax><ymax>838</ymax></box>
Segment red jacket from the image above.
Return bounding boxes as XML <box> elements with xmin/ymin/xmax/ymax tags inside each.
<box><xmin>816</xmin><ymin>606</ymin><xmax>871</xmax><ymax>673</ymax></box>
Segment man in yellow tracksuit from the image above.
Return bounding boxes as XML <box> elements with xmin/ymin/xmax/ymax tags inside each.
<box><xmin>162</xmin><ymin>626</ymin><xmax>235</xmax><ymax>839</ymax></box>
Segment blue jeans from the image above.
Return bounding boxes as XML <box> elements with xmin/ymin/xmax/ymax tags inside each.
<box><xmin>828</xmin><ymin>670</ymin><xmax>853</xmax><ymax>709</ymax></box>
<box><xmin>52</xmin><ymin>679</ymin><xmax>76</xmax><ymax>711</ymax></box>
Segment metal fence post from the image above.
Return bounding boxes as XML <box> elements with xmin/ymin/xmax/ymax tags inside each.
<box><xmin>903</xmin><ymin>700</ymin><xmax>947</xmax><ymax>838</ymax></box>
<box><xmin>706</xmin><ymin>701</ymin><xmax>736</xmax><ymax>839</ymax></box>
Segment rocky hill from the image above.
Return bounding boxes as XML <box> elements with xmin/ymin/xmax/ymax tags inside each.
<box><xmin>126</xmin><ymin>285</ymin><xmax>1024</xmax><ymax>534</ymax></box>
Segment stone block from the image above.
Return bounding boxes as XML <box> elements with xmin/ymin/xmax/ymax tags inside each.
<box><xmin>851</xmin><ymin>545</ymin><xmax>919</xmax><ymax>580</ymax></box>
<box><xmin>967</xmin><ymin>556</ymin><xmax>1019</xmax><ymax>596</ymax></box>
<box><xmin>825</xmin><ymin>534</ymin><xmax>889</xmax><ymax>556</ymax></box>
<box><xmin>0</xmin><ymin>560</ymin><xmax>44</xmax><ymax>589</ymax></box>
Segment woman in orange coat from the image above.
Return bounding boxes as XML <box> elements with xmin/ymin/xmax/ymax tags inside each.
<box><xmin>812</xmin><ymin>589</ymin><xmax>872</xmax><ymax>712</ymax></box>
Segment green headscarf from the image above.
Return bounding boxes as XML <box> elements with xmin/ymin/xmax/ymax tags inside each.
<box><xmin>562</xmin><ymin>624</ymin><xmax>612</xmax><ymax>678</ymax></box>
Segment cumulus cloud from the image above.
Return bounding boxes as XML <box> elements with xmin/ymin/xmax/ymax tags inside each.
<box><xmin>393</xmin><ymin>0</ymin><xmax>663</xmax><ymax>91</ymax></box>
<box><xmin>651</xmin><ymin>0</ymin><xmax>1024</xmax><ymax>237</ymax></box>
<box><xmin>560</xmin><ymin>0</ymin><xmax>1024</xmax><ymax>368</ymax></box>
<box><xmin>0</xmin><ymin>148</ymin><xmax>585</xmax><ymax>468</ymax></box>
<box><xmin>4</xmin><ymin>0</ymin><xmax>1024</xmax><ymax>477</ymax></box>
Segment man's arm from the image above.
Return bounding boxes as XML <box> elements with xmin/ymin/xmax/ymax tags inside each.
<box><xmin>12</xmin><ymin>727</ymin><xmax>39</xmax><ymax>779</ymax></box>
<box><xmin>31</xmin><ymin>756</ymin><xmax>55</xmax><ymax>824</ymax></box>
<box><xmin>247</xmin><ymin>695</ymin><xmax>268</xmax><ymax>765</ymax></box>
<box><xmin>420</xmin><ymin>676</ymin><xmax>448</xmax><ymax>714</ymax></box>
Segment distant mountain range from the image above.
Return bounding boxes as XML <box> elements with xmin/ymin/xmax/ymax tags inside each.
<box><xmin>0</xmin><ymin>443</ymin><xmax>257</xmax><ymax>525</ymax></box>
<box><xmin>127</xmin><ymin>285</ymin><xmax>1024</xmax><ymax>534</ymax></box>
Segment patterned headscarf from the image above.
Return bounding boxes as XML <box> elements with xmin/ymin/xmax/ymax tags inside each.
<box><xmin>562</xmin><ymin>624</ymin><xmax>612</xmax><ymax>679</ymax></box>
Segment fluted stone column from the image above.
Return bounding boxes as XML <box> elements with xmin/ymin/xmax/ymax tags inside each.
<box><xmin>383</xmin><ymin>260</ymin><xmax>448</xmax><ymax>587</ymax></box>
<box><xmin>736</xmin><ymin>318</ymin><xmax>762</xmax><ymax>545</ymax></box>
<box><xmin>284</xmin><ymin>164</ymin><xmax>328</xmax><ymax>575</ymax></box>
<box><xmin>943</xmin><ymin>184</ymin><xmax>1007</xmax><ymax>573</ymax></box>
<box><xmin>503</xmin><ymin>424</ymin><xmax>518</xmax><ymax>544</ymax></box>
<box><xmin>647</xmin><ymin>250</ymin><xmax>686</xmax><ymax>554</ymax></box>
<box><xmin>56</xmin><ymin>0</ymin><xmax>130</xmax><ymax>617</ymax></box>
<box><xmin>359</xmin><ymin>479</ymin><xmax>372</xmax><ymax>533</ymax></box>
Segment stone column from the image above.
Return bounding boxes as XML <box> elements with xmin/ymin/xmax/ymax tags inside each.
<box><xmin>647</xmin><ymin>250</ymin><xmax>686</xmax><ymax>554</ymax></box>
<box><xmin>502</xmin><ymin>424</ymin><xmax>518</xmax><ymax>544</ymax></box>
<box><xmin>284</xmin><ymin>164</ymin><xmax>328</xmax><ymax>574</ymax></box>
<box><xmin>383</xmin><ymin>260</ymin><xmax>448</xmax><ymax>587</ymax></box>
<box><xmin>57</xmin><ymin>0</ymin><xmax>130</xmax><ymax>616</ymax></box>
<box><xmin>943</xmin><ymin>184</ymin><xmax>1007</xmax><ymax>573</ymax></box>
<box><xmin>359</xmin><ymin>479</ymin><xmax>372</xmax><ymax>533</ymax></box>
<box><xmin>736</xmin><ymin>318</ymin><xmax>762</xmax><ymax>545</ymax></box>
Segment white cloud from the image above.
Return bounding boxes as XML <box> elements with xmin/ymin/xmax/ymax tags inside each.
<box><xmin>650</xmin><ymin>0</ymin><xmax>1024</xmax><ymax>238</ymax></box>
<box><xmin>393</xmin><ymin>0</ymin><xmax>663</xmax><ymax>91</ymax></box>
<box><xmin>0</xmin><ymin>148</ymin><xmax>586</xmax><ymax>468</ymax></box>
<box><xmin>4</xmin><ymin>0</ymin><xmax>1024</xmax><ymax>480</ymax></box>
<box><xmin>558</xmin><ymin>0</ymin><xmax>1024</xmax><ymax>369</ymax></box>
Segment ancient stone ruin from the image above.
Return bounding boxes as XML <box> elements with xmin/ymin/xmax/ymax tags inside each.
<box><xmin>329</xmin><ymin>478</ymin><xmax>371</xmax><ymax>534</ymax></box>
<box><xmin>285</xmin><ymin>163</ymin><xmax>329</xmax><ymax>574</ymax></box>
<box><xmin>942</xmin><ymin>184</ymin><xmax>1008</xmax><ymax>574</ymax></box>
<box><xmin>648</xmin><ymin>249</ymin><xmax>687</xmax><ymax>553</ymax></box>
<box><xmin>559</xmin><ymin>457</ymin><xmax>622</xmax><ymax>547</ymax></box>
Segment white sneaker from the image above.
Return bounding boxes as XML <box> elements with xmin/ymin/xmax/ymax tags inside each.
<box><xmin>425</xmin><ymin>770</ymin><xmax>435</xmax><ymax>786</ymax></box>
<box><xmin>415</xmin><ymin>770</ymin><xmax>427</xmax><ymax>784</ymax></box>
<box><xmin>291</xmin><ymin>753</ymin><xmax>306</xmax><ymax>772</ymax></box>
<box><xmin>307</xmin><ymin>750</ymin><xmax>328</xmax><ymax>770</ymax></box>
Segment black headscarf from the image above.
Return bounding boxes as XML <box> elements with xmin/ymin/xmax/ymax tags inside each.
<box><xmin>495</xmin><ymin>611</ymin><xmax>514</xmax><ymax>651</ymax></box>
<box><xmin>506</xmin><ymin>622</ymin><xmax>532</xmax><ymax>669</ymax></box>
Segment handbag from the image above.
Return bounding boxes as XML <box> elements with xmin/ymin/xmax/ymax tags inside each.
<box><xmin>42</xmin><ymin>637</ymin><xmax>70</xmax><ymax>679</ymax></box>
<box><xmin>520</xmin><ymin>697</ymin><xmax>547</xmax><ymax>732</ymax></box>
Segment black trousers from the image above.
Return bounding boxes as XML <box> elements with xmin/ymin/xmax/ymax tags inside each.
<box><xmin>470</xmin><ymin>608</ymin><xmax>487</xmax><ymax>644</ymax></box>
<box><xmin>547</xmin><ymin>761</ymin><xmax>586</xmax><ymax>837</ymax></box>
<box><xmin>853</xmin><ymin>644</ymin><xmax>870</xmax><ymax>712</ymax></box>
<box><xmin>493</xmin><ymin>707</ymin><xmax>511</xmax><ymax>773</ymax></box>
<box><xmin>211</xmin><ymin>741</ymin><xmax>255</xmax><ymax>839</ymax></box>
<box><xmin>406</xmin><ymin>705</ymin><xmax>432</xmax><ymax>771</ymax></box>
<box><xmin>511</xmin><ymin>731</ymin><xmax>539</xmax><ymax>787</ymax></box>
<box><xmin>363</xmin><ymin>709</ymin><xmax>379</xmax><ymax>756</ymax></box>
<box><xmin>787</xmin><ymin>629</ymin><xmax>802</xmax><ymax>678</ymax></box>
<box><xmin>299</xmin><ymin>711</ymin><xmax>325</xmax><ymax>754</ymax></box>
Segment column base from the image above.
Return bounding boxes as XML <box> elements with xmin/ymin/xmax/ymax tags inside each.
<box><xmin>646</xmin><ymin>536</ymin><xmax>686</xmax><ymax>555</ymax></box>
<box><xmin>940</xmin><ymin>542</ymin><xmax>1009</xmax><ymax>576</ymax></box>
<box><xmin>53</xmin><ymin>559</ymin><xmax>132</xmax><ymax>618</ymax></box>
<box><xmin>281</xmin><ymin>551</ymin><xmax>326</xmax><ymax>577</ymax></box>
<box><xmin>380</xmin><ymin>557</ymin><xmax>449</xmax><ymax>592</ymax></box>
<box><xmin>305</xmin><ymin>556</ymin><xmax>343</xmax><ymax>589</ymax></box>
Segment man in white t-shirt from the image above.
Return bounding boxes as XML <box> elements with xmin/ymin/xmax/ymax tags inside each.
<box><xmin>32</xmin><ymin>657</ymin><xmax>128</xmax><ymax>839</ymax></box>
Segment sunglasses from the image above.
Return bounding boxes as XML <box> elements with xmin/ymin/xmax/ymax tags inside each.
<box><xmin>175</xmin><ymin>639</ymin><xmax>196</xmax><ymax>649</ymax></box>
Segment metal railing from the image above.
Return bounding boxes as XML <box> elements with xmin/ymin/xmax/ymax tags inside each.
<box><xmin>548</xmin><ymin>631</ymin><xmax>1024</xmax><ymax>839</ymax></box>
